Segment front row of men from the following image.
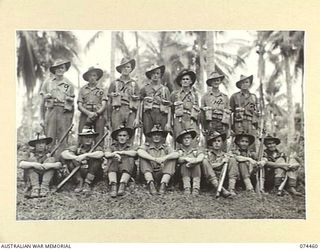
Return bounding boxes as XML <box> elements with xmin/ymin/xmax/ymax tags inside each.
<box><xmin>19</xmin><ymin>124</ymin><xmax>302</xmax><ymax>199</ymax></box>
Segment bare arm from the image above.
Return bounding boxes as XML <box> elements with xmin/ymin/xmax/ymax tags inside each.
<box><xmin>137</xmin><ymin>149</ymin><xmax>158</xmax><ymax>163</ymax></box>
<box><xmin>114</xmin><ymin>150</ymin><xmax>137</xmax><ymax>157</ymax></box>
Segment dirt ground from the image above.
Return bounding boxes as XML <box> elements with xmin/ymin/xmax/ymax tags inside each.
<box><xmin>16</xmin><ymin>178</ymin><xmax>306</xmax><ymax>220</ymax></box>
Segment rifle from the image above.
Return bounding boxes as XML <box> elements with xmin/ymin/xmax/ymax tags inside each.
<box><xmin>216</xmin><ymin>134</ymin><xmax>234</xmax><ymax>198</ymax></box>
<box><xmin>255</xmin><ymin>128</ymin><xmax>266</xmax><ymax>196</ymax></box>
<box><xmin>55</xmin><ymin>130</ymin><xmax>109</xmax><ymax>192</ymax></box>
<box><xmin>49</xmin><ymin>123</ymin><xmax>74</xmax><ymax>157</ymax></box>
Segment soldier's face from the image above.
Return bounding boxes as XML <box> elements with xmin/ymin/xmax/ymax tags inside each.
<box><xmin>152</xmin><ymin>132</ymin><xmax>162</xmax><ymax>143</ymax></box>
<box><xmin>211</xmin><ymin>137</ymin><xmax>223</xmax><ymax>150</ymax></box>
<box><xmin>240</xmin><ymin>79</ymin><xmax>251</xmax><ymax>90</ymax></box>
<box><xmin>121</xmin><ymin>63</ymin><xmax>132</xmax><ymax>76</ymax></box>
<box><xmin>88</xmin><ymin>72</ymin><xmax>99</xmax><ymax>83</ymax></box>
<box><xmin>82</xmin><ymin>136</ymin><xmax>94</xmax><ymax>146</ymax></box>
<box><xmin>211</xmin><ymin>78</ymin><xmax>222</xmax><ymax>88</ymax></box>
<box><xmin>117</xmin><ymin>131</ymin><xmax>129</xmax><ymax>144</ymax></box>
<box><xmin>238</xmin><ymin>137</ymin><xmax>250</xmax><ymax>150</ymax></box>
<box><xmin>265</xmin><ymin>141</ymin><xmax>276</xmax><ymax>151</ymax></box>
<box><xmin>151</xmin><ymin>69</ymin><xmax>161</xmax><ymax>81</ymax></box>
<box><xmin>35</xmin><ymin>142</ymin><xmax>47</xmax><ymax>152</ymax></box>
<box><xmin>54</xmin><ymin>64</ymin><xmax>67</xmax><ymax>76</ymax></box>
<box><xmin>181</xmin><ymin>75</ymin><xmax>192</xmax><ymax>87</ymax></box>
<box><xmin>182</xmin><ymin>134</ymin><xmax>193</xmax><ymax>146</ymax></box>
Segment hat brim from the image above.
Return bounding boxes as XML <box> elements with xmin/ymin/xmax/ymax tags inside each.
<box><xmin>78</xmin><ymin>132</ymin><xmax>99</xmax><ymax>138</ymax></box>
<box><xmin>28</xmin><ymin>137</ymin><xmax>53</xmax><ymax>147</ymax></box>
<box><xmin>146</xmin><ymin>130</ymin><xmax>168</xmax><ymax>138</ymax></box>
<box><xmin>116</xmin><ymin>59</ymin><xmax>136</xmax><ymax>73</ymax></box>
<box><xmin>176</xmin><ymin>130</ymin><xmax>197</xmax><ymax>144</ymax></box>
<box><xmin>207</xmin><ymin>133</ymin><xmax>227</xmax><ymax>145</ymax></box>
<box><xmin>145</xmin><ymin>65</ymin><xmax>166</xmax><ymax>79</ymax></box>
<box><xmin>111</xmin><ymin>127</ymin><xmax>134</xmax><ymax>141</ymax></box>
<box><xmin>236</xmin><ymin>75</ymin><xmax>253</xmax><ymax>89</ymax></box>
<box><xmin>50</xmin><ymin>61</ymin><xmax>71</xmax><ymax>74</ymax></box>
<box><xmin>206</xmin><ymin>75</ymin><xmax>225</xmax><ymax>85</ymax></box>
<box><xmin>83</xmin><ymin>68</ymin><xmax>103</xmax><ymax>81</ymax></box>
<box><xmin>263</xmin><ymin>137</ymin><xmax>281</xmax><ymax>145</ymax></box>
<box><xmin>235</xmin><ymin>134</ymin><xmax>255</xmax><ymax>146</ymax></box>
<box><xmin>175</xmin><ymin>71</ymin><xmax>197</xmax><ymax>86</ymax></box>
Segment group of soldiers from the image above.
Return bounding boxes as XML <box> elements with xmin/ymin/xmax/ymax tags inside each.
<box><xmin>18</xmin><ymin>57</ymin><xmax>303</xmax><ymax>199</ymax></box>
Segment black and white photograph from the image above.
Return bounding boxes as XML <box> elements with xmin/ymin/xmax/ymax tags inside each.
<box><xmin>16</xmin><ymin>30</ymin><xmax>305</xmax><ymax>220</ymax></box>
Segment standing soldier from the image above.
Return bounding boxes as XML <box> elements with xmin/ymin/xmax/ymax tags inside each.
<box><xmin>78</xmin><ymin>67</ymin><xmax>107</xmax><ymax>143</ymax></box>
<box><xmin>262</xmin><ymin>135</ymin><xmax>302</xmax><ymax>196</ymax></box>
<box><xmin>170</xmin><ymin>69</ymin><xmax>200</xmax><ymax>142</ymax></box>
<box><xmin>61</xmin><ymin>127</ymin><xmax>104</xmax><ymax>193</ymax></box>
<box><xmin>105</xmin><ymin>125</ymin><xmax>137</xmax><ymax>198</ymax></box>
<box><xmin>140</xmin><ymin>64</ymin><xmax>171</xmax><ymax>140</ymax></box>
<box><xmin>19</xmin><ymin>134</ymin><xmax>62</xmax><ymax>198</ymax></box>
<box><xmin>176</xmin><ymin>129</ymin><xmax>204</xmax><ymax>195</ymax></box>
<box><xmin>137</xmin><ymin>125</ymin><xmax>179</xmax><ymax>195</ymax></box>
<box><xmin>107</xmin><ymin>57</ymin><xmax>140</xmax><ymax>133</ymax></box>
<box><xmin>202</xmin><ymin>131</ymin><xmax>238</xmax><ymax>197</ymax></box>
<box><xmin>229</xmin><ymin>75</ymin><xmax>260</xmax><ymax>135</ymax></box>
<box><xmin>40</xmin><ymin>59</ymin><xmax>75</xmax><ymax>148</ymax></box>
<box><xmin>200</xmin><ymin>72</ymin><xmax>230</xmax><ymax>141</ymax></box>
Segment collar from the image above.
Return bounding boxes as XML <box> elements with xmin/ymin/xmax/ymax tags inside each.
<box><xmin>148</xmin><ymin>142</ymin><xmax>165</xmax><ymax>150</ymax></box>
<box><xmin>118</xmin><ymin>76</ymin><xmax>133</xmax><ymax>84</ymax></box>
<box><xmin>84</xmin><ymin>83</ymin><xmax>99</xmax><ymax>90</ymax></box>
<box><xmin>112</xmin><ymin>142</ymin><xmax>131</xmax><ymax>149</ymax></box>
<box><xmin>209</xmin><ymin>90</ymin><xmax>222</xmax><ymax>97</ymax></box>
<box><xmin>179</xmin><ymin>146</ymin><xmax>196</xmax><ymax>153</ymax></box>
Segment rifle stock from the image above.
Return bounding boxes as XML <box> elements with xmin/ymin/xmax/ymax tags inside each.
<box><xmin>216</xmin><ymin>134</ymin><xmax>234</xmax><ymax>198</ymax></box>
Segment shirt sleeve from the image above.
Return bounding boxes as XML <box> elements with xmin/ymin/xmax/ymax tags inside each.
<box><xmin>77</xmin><ymin>87</ymin><xmax>85</xmax><ymax>104</ymax></box>
<box><xmin>39</xmin><ymin>78</ymin><xmax>50</xmax><ymax>96</ymax></box>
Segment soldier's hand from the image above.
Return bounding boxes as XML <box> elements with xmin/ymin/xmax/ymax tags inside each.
<box><xmin>44</xmin><ymin>93</ymin><xmax>52</xmax><ymax>99</ymax></box>
<box><xmin>75</xmin><ymin>154</ymin><xmax>87</xmax><ymax>162</ymax></box>
<box><xmin>249</xmin><ymin>159</ymin><xmax>257</xmax><ymax>165</ymax></box>
<box><xmin>132</xmin><ymin>118</ymin><xmax>140</xmax><ymax>128</ymax></box>
<box><xmin>222</xmin><ymin>157</ymin><xmax>229</xmax><ymax>164</ymax></box>
<box><xmin>288</xmin><ymin>163</ymin><xmax>300</xmax><ymax>171</ymax></box>
<box><xmin>113</xmin><ymin>153</ymin><xmax>121</xmax><ymax>162</ymax></box>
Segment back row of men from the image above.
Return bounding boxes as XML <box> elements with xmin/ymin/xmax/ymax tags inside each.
<box><xmin>19</xmin><ymin>57</ymin><xmax>303</xmax><ymax>198</ymax></box>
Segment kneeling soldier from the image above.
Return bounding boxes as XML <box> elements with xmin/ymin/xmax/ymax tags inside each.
<box><xmin>137</xmin><ymin>125</ymin><xmax>179</xmax><ymax>195</ymax></box>
<box><xmin>176</xmin><ymin>129</ymin><xmax>204</xmax><ymax>195</ymax></box>
<box><xmin>19</xmin><ymin>134</ymin><xmax>62</xmax><ymax>198</ymax></box>
<box><xmin>262</xmin><ymin>135</ymin><xmax>302</xmax><ymax>196</ymax></box>
<box><xmin>61</xmin><ymin>127</ymin><xmax>104</xmax><ymax>193</ymax></box>
<box><xmin>233</xmin><ymin>133</ymin><xmax>264</xmax><ymax>192</ymax></box>
<box><xmin>105</xmin><ymin>125</ymin><xmax>137</xmax><ymax>198</ymax></box>
<box><xmin>202</xmin><ymin>131</ymin><xmax>238</xmax><ymax>197</ymax></box>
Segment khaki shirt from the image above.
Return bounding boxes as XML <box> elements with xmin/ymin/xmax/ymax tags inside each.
<box><xmin>108</xmin><ymin>78</ymin><xmax>140</xmax><ymax>105</ymax></box>
<box><xmin>201</xmin><ymin>90</ymin><xmax>229</xmax><ymax>111</ymax></box>
<box><xmin>40</xmin><ymin>76</ymin><xmax>75</xmax><ymax>103</ymax></box>
<box><xmin>171</xmin><ymin>88</ymin><xmax>199</xmax><ymax>111</ymax></box>
<box><xmin>140</xmin><ymin>83</ymin><xmax>171</xmax><ymax>107</ymax></box>
<box><xmin>263</xmin><ymin>149</ymin><xmax>286</xmax><ymax>162</ymax></box>
<box><xmin>78</xmin><ymin>83</ymin><xmax>107</xmax><ymax>111</ymax></box>
<box><xmin>139</xmin><ymin>142</ymin><xmax>173</xmax><ymax>157</ymax></box>
<box><xmin>229</xmin><ymin>91</ymin><xmax>259</xmax><ymax>120</ymax></box>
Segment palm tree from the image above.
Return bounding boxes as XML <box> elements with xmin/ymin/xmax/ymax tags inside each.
<box><xmin>16</xmin><ymin>30</ymin><xmax>80</xmax><ymax>138</ymax></box>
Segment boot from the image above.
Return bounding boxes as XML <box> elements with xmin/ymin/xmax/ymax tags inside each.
<box><xmin>30</xmin><ymin>187</ymin><xmax>40</xmax><ymax>198</ymax></box>
<box><xmin>228</xmin><ymin>179</ymin><xmax>237</xmax><ymax>196</ymax></box>
<box><xmin>148</xmin><ymin>181</ymin><xmax>157</xmax><ymax>195</ymax></box>
<box><xmin>39</xmin><ymin>186</ymin><xmax>50</xmax><ymax>197</ymax></box>
<box><xmin>110</xmin><ymin>183</ymin><xmax>117</xmax><ymax>198</ymax></box>
<box><xmin>184</xmin><ymin>187</ymin><xmax>191</xmax><ymax>195</ymax></box>
<box><xmin>192</xmin><ymin>188</ymin><xmax>200</xmax><ymax>196</ymax></box>
<box><xmin>287</xmin><ymin>187</ymin><xmax>302</xmax><ymax>196</ymax></box>
<box><xmin>74</xmin><ymin>179</ymin><xmax>83</xmax><ymax>193</ymax></box>
<box><xmin>82</xmin><ymin>182</ymin><xmax>91</xmax><ymax>193</ymax></box>
<box><xmin>243</xmin><ymin>178</ymin><xmax>254</xmax><ymax>191</ymax></box>
<box><xmin>118</xmin><ymin>182</ymin><xmax>126</xmax><ymax>196</ymax></box>
<box><xmin>158</xmin><ymin>182</ymin><xmax>166</xmax><ymax>195</ymax></box>
<box><xmin>221</xmin><ymin>188</ymin><xmax>231</xmax><ymax>198</ymax></box>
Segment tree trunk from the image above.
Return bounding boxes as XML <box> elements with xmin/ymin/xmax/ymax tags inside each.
<box><xmin>206</xmin><ymin>31</ymin><xmax>215</xmax><ymax>76</ymax></box>
<box><xmin>283</xmin><ymin>31</ymin><xmax>295</xmax><ymax>147</ymax></box>
<box><xmin>134</xmin><ymin>31</ymin><xmax>142</xmax><ymax>88</ymax></box>
<box><xmin>197</xmin><ymin>32</ymin><xmax>205</xmax><ymax>93</ymax></box>
<box><xmin>110</xmin><ymin>31</ymin><xmax>116</xmax><ymax>82</ymax></box>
